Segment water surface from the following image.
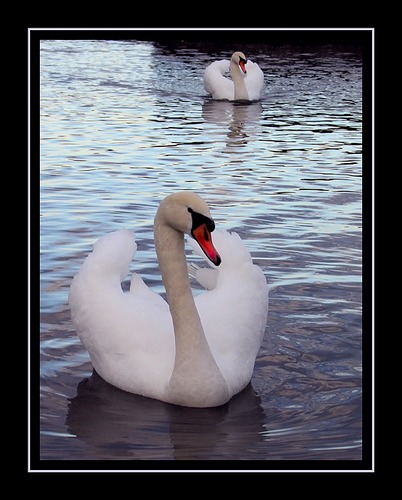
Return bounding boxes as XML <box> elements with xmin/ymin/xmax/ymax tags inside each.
<box><xmin>38</xmin><ymin>38</ymin><xmax>364</xmax><ymax>466</ymax></box>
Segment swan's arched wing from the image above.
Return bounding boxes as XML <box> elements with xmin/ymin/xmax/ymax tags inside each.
<box><xmin>203</xmin><ymin>59</ymin><xmax>234</xmax><ymax>100</ymax></box>
<box><xmin>245</xmin><ymin>61</ymin><xmax>264</xmax><ymax>101</ymax></box>
<box><xmin>189</xmin><ymin>229</ymin><xmax>269</xmax><ymax>394</ymax></box>
<box><xmin>69</xmin><ymin>229</ymin><xmax>171</xmax><ymax>356</ymax></box>
<box><xmin>69</xmin><ymin>229</ymin><xmax>175</xmax><ymax>398</ymax></box>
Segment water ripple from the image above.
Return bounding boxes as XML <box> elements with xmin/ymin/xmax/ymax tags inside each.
<box><xmin>38</xmin><ymin>39</ymin><xmax>363</xmax><ymax>462</ymax></box>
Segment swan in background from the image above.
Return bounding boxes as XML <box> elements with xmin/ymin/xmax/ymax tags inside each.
<box><xmin>203</xmin><ymin>51</ymin><xmax>264</xmax><ymax>101</ymax></box>
<box><xmin>69</xmin><ymin>192</ymin><xmax>269</xmax><ymax>408</ymax></box>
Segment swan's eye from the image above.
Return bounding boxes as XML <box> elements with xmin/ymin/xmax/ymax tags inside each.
<box><xmin>187</xmin><ymin>207</ymin><xmax>193</xmax><ymax>214</ymax></box>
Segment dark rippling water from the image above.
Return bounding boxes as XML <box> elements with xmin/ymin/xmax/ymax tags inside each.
<box><xmin>37</xmin><ymin>35</ymin><xmax>368</xmax><ymax>467</ymax></box>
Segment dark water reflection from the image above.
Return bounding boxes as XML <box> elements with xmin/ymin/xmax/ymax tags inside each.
<box><xmin>38</xmin><ymin>36</ymin><xmax>367</xmax><ymax>467</ymax></box>
<box><xmin>66</xmin><ymin>371</ymin><xmax>266</xmax><ymax>461</ymax></box>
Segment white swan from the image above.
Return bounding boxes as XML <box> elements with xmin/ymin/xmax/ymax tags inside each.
<box><xmin>203</xmin><ymin>51</ymin><xmax>264</xmax><ymax>101</ymax></box>
<box><xmin>69</xmin><ymin>192</ymin><xmax>269</xmax><ymax>408</ymax></box>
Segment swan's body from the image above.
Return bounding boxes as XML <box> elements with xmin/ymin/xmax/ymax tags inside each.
<box><xmin>203</xmin><ymin>51</ymin><xmax>264</xmax><ymax>101</ymax></box>
<box><xmin>69</xmin><ymin>192</ymin><xmax>268</xmax><ymax>408</ymax></box>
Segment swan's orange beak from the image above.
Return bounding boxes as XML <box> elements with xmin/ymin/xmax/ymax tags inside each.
<box><xmin>239</xmin><ymin>59</ymin><xmax>247</xmax><ymax>74</ymax></box>
<box><xmin>192</xmin><ymin>224</ymin><xmax>221</xmax><ymax>266</ymax></box>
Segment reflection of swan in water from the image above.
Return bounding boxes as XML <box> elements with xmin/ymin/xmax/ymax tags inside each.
<box><xmin>66</xmin><ymin>370</ymin><xmax>266</xmax><ymax>460</ymax></box>
<box><xmin>202</xmin><ymin>100</ymin><xmax>263</xmax><ymax>149</ymax></box>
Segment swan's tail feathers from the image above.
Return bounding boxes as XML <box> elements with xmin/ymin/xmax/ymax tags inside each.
<box><xmin>188</xmin><ymin>263</ymin><xmax>218</xmax><ymax>291</ymax></box>
<box><xmin>129</xmin><ymin>272</ymin><xmax>149</xmax><ymax>294</ymax></box>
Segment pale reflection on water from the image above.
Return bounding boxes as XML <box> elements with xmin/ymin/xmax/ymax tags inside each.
<box><xmin>38</xmin><ymin>37</ymin><xmax>365</xmax><ymax>465</ymax></box>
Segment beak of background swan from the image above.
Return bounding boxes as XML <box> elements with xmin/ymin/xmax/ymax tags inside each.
<box><xmin>239</xmin><ymin>57</ymin><xmax>247</xmax><ymax>74</ymax></box>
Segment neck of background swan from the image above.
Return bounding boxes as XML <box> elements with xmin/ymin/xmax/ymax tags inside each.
<box><xmin>231</xmin><ymin>60</ymin><xmax>249</xmax><ymax>100</ymax></box>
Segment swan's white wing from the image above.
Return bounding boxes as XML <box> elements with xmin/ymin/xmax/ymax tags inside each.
<box><xmin>244</xmin><ymin>60</ymin><xmax>264</xmax><ymax>101</ymax></box>
<box><xmin>203</xmin><ymin>59</ymin><xmax>234</xmax><ymax>100</ymax></box>
<box><xmin>188</xmin><ymin>229</ymin><xmax>269</xmax><ymax>394</ymax></box>
<box><xmin>69</xmin><ymin>229</ymin><xmax>174</xmax><ymax>398</ymax></box>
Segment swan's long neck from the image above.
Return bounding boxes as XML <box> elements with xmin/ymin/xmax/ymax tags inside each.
<box><xmin>230</xmin><ymin>59</ymin><xmax>249</xmax><ymax>100</ymax></box>
<box><xmin>154</xmin><ymin>216</ymin><xmax>229</xmax><ymax>407</ymax></box>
